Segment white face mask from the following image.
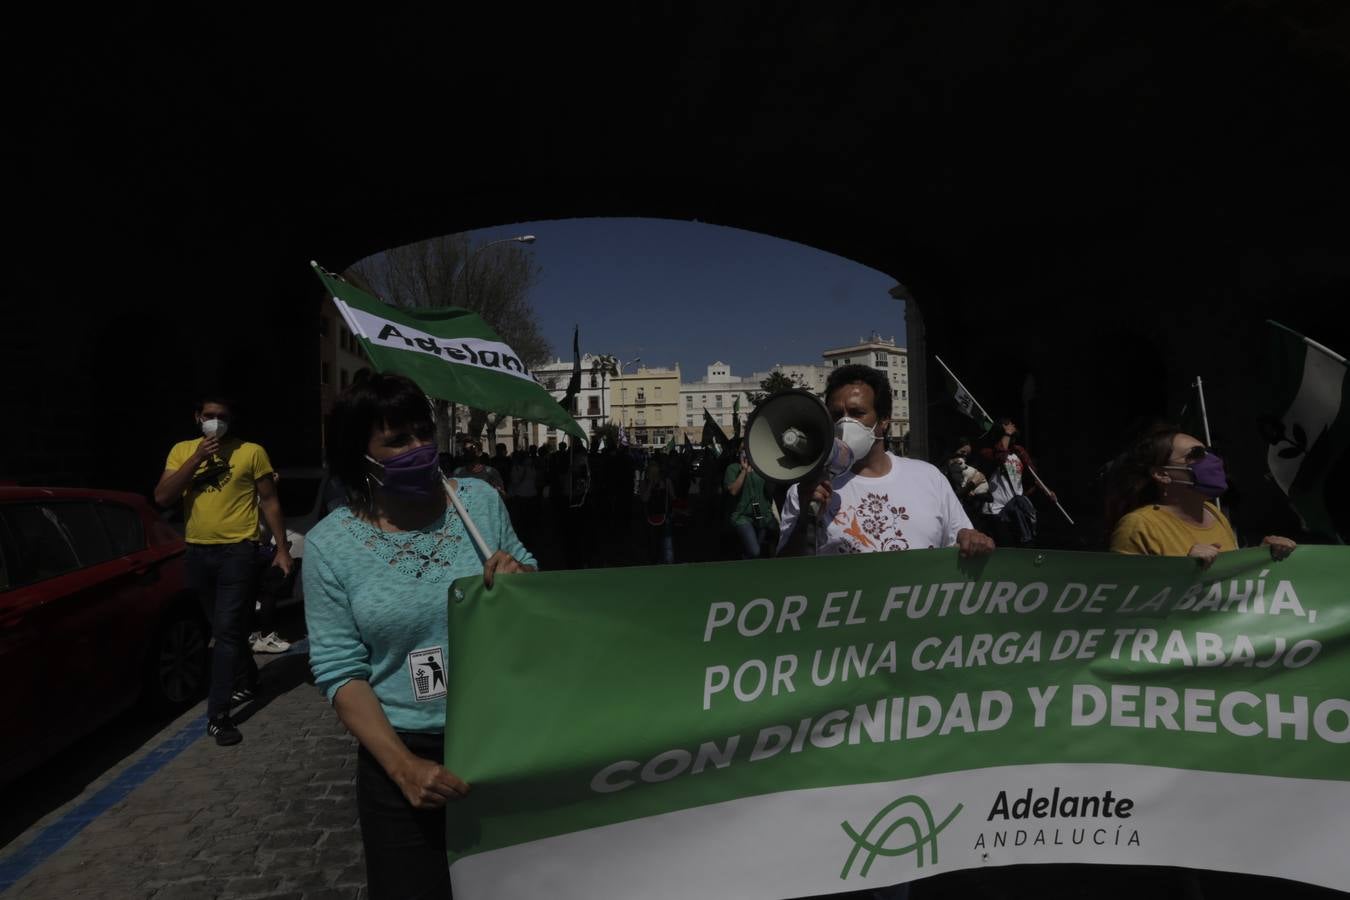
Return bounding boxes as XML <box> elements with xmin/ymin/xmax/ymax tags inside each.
<box><xmin>834</xmin><ymin>416</ymin><xmax>879</xmax><ymax>461</ymax></box>
<box><xmin>201</xmin><ymin>418</ymin><xmax>229</xmax><ymax>439</ymax></box>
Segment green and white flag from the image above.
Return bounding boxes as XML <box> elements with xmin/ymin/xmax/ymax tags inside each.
<box><xmin>936</xmin><ymin>355</ymin><xmax>993</xmax><ymax>433</ymax></box>
<box><xmin>312</xmin><ymin>263</ymin><xmax>586</xmax><ymax>444</ymax></box>
<box><xmin>1259</xmin><ymin>320</ymin><xmax>1349</xmax><ymax>542</ymax></box>
<box><xmin>445</xmin><ymin>547</ymin><xmax>1350</xmax><ymax>897</ymax></box>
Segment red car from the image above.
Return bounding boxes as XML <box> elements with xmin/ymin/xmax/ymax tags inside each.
<box><xmin>0</xmin><ymin>487</ymin><xmax>209</xmax><ymax>785</ymax></box>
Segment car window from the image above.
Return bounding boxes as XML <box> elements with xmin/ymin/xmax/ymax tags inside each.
<box><xmin>97</xmin><ymin>503</ymin><xmax>145</xmax><ymax>557</ymax></box>
<box><xmin>0</xmin><ymin>504</ymin><xmax>81</xmax><ymax>585</ymax></box>
<box><xmin>54</xmin><ymin>503</ymin><xmax>115</xmax><ymax>567</ymax></box>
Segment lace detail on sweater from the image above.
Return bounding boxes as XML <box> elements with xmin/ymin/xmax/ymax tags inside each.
<box><xmin>338</xmin><ymin>509</ymin><xmax>468</xmax><ymax>582</ymax></box>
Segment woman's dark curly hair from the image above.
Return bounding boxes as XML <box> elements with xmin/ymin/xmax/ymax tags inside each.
<box><xmin>1103</xmin><ymin>422</ymin><xmax>1183</xmax><ymax>542</ymax></box>
<box><xmin>326</xmin><ymin>371</ymin><xmax>434</xmax><ymax>514</ymax></box>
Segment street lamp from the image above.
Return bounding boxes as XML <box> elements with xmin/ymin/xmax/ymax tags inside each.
<box><xmin>461</xmin><ymin>234</ymin><xmax>536</xmax><ymax>307</ymax></box>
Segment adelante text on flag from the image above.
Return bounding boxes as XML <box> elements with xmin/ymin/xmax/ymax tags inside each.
<box><xmin>312</xmin><ymin>262</ymin><xmax>586</xmax><ymax>443</ymax></box>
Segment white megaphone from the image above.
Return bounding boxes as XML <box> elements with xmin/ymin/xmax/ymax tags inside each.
<box><xmin>744</xmin><ymin>390</ymin><xmax>854</xmax><ymax>494</ymax></box>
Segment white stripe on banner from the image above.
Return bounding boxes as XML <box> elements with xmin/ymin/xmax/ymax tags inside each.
<box><xmin>449</xmin><ymin>764</ymin><xmax>1350</xmax><ymax>898</ymax></box>
<box><xmin>1268</xmin><ymin>343</ymin><xmax>1345</xmax><ymax>495</ymax></box>
<box><xmin>336</xmin><ymin>300</ymin><xmax>535</xmax><ymax>383</ymax></box>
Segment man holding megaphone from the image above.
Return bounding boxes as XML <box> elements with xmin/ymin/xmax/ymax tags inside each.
<box><xmin>757</xmin><ymin>365</ymin><xmax>994</xmax><ymax>558</ymax></box>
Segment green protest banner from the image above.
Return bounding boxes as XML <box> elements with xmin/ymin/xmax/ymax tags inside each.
<box><xmin>444</xmin><ymin>547</ymin><xmax>1350</xmax><ymax>897</ymax></box>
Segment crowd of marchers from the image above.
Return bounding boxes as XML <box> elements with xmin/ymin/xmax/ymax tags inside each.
<box><xmin>153</xmin><ymin>361</ymin><xmax>1297</xmax><ymax>900</ymax></box>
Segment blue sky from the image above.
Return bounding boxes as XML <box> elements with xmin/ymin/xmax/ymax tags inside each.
<box><xmin>464</xmin><ymin>218</ymin><xmax>906</xmax><ymax>377</ymax></box>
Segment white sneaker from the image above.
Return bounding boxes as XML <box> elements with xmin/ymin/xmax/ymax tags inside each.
<box><xmin>251</xmin><ymin>632</ymin><xmax>291</xmax><ymax>654</ymax></box>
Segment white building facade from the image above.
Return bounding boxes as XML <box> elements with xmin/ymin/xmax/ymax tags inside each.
<box><xmin>677</xmin><ymin>362</ymin><xmax>755</xmax><ymax>439</ymax></box>
<box><xmin>748</xmin><ymin>363</ymin><xmax>833</xmax><ymax>397</ymax></box>
<box><xmin>522</xmin><ymin>353</ymin><xmax>609</xmax><ymax>449</ymax></box>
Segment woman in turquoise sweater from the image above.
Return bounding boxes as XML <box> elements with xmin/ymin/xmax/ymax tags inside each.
<box><xmin>304</xmin><ymin>373</ymin><xmax>535</xmax><ymax>899</ymax></box>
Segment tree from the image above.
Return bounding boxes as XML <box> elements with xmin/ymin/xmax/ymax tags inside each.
<box><xmin>342</xmin><ymin>233</ymin><xmax>550</xmax><ymax>448</ymax></box>
<box><xmin>745</xmin><ymin>369</ymin><xmax>797</xmax><ymax>407</ymax></box>
<box><xmin>590</xmin><ymin>354</ymin><xmax>619</xmax><ymax>387</ymax></box>
<box><xmin>590</xmin><ymin>354</ymin><xmax>619</xmax><ymax>379</ymax></box>
<box><xmin>590</xmin><ymin>354</ymin><xmax>619</xmax><ymax>428</ymax></box>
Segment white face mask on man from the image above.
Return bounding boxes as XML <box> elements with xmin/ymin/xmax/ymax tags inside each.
<box><xmin>201</xmin><ymin>418</ymin><xmax>229</xmax><ymax>439</ymax></box>
<box><xmin>834</xmin><ymin>416</ymin><xmax>879</xmax><ymax>462</ymax></box>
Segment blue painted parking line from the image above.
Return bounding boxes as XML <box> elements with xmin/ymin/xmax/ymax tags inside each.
<box><xmin>0</xmin><ymin>713</ymin><xmax>207</xmax><ymax>894</ymax></box>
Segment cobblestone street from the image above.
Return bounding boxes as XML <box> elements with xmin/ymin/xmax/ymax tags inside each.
<box><xmin>0</xmin><ymin>493</ymin><xmax>709</xmax><ymax>900</ymax></box>
<box><xmin>1</xmin><ymin>645</ymin><xmax>367</xmax><ymax>899</ymax></box>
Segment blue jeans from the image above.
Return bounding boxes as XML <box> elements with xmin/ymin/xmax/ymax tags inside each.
<box><xmin>648</xmin><ymin>520</ymin><xmax>674</xmax><ymax>564</ymax></box>
<box><xmin>734</xmin><ymin>520</ymin><xmax>772</xmax><ymax>559</ymax></box>
<box><xmin>186</xmin><ymin>541</ymin><xmax>259</xmax><ymax>718</ymax></box>
<box><xmin>358</xmin><ymin>732</ymin><xmax>451</xmax><ymax>899</ymax></box>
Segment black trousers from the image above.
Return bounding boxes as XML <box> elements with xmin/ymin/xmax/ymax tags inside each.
<box><xmin>186</xmin><ymin>541</ymin><xmax>260</xmax><ymax>718</ymax></box>
<box><xmin>357</xmin><ymin>732</ymin><xmax>452</xmax><ymax>900</ymax></box>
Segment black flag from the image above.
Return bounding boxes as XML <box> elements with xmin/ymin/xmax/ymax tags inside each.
<box><xmin>702</xmin><ymin>407</ymin><xmax>730</xmax><ymax>453</ymax></box>
<box><xmin>559</xmin><ymin>325</ymin><xmax>582</xmax><ymax>412</ymax></box>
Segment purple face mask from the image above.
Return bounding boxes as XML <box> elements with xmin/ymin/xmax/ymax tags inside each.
<box><xmin>365</xmin><ymin>444</ymin><xmax>442</xmax><ymax>498</ymax></box>
<box><xmin>1189</xmin><ymin>452</ymin><xmax>1228</xmax><ymax>498</ymax></box>
<box><xmin>1166</xmin><ymin>450</ymin><xmax>1228</xmax><ymax>499</ymax></box>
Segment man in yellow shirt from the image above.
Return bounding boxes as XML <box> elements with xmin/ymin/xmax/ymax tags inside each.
<box><xmin>155</xmin><ymin>396</ymin><xmax>293</xmax><ymax>746</ymax></box>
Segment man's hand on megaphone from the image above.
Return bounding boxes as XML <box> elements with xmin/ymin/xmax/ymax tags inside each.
<box><xmin>808</xmin><ymin>479</ymin><xmax>833</xmax><ymax>516</ymax></box>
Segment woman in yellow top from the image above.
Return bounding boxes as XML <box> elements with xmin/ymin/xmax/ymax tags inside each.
<box><xmin>1106</xmin><ymin>425</ymin><xmax>1296</xmax><ymax>568</ymax></box>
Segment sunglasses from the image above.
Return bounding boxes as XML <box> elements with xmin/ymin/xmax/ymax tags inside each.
<box><xmin>1178</xmin><ymin>445</ymin><xmax>1209</xmax><ymax>463</ymax></box>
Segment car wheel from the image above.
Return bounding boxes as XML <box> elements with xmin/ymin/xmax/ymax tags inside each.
<box><xmin>144</xmin><ymin>604</ymin><xmax>209</xmax><ymax>711</ymax></box>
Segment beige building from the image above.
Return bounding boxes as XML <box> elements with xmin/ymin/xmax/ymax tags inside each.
<box><xmin>611</xmin><ymin>364</ymin><xmax>682</xmax><ymax>448</ymax></box>
<box><xmin>821</xmin><ymin>332</ymin><xmax>910</xmax><ymax>442</ymax></box>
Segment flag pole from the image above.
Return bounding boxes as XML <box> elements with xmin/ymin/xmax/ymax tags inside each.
<box><xmin>441</xmin><ymin>475</ymin><xmax>492</xmax><ymax>562</ymax></box>
<box><xmin>1268</xmin><ymin>319</ymin><xmax>1348</xmax><ymax>364</ymax></box>
<box><xmin>937</xmin><ymin>354</ymin><xmax>1074</xmax><ymax>526</ymax></box>
<box><xmin>1021</xmin><ymin>456</ymin><xmax>1075</xmax><ymax>525</ymax></box>
<box><xmin>1194</xmin><ymin>376</ymin><xmax>1213</xmax><ymax>447</ymax></box>
<box><xmin>1192</xmin><ymin>376</ymin><xmax>1220</xmax><ymax>516</ymax></box>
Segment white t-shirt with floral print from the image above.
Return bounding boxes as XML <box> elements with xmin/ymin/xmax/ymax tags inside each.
<box><xmin>778</xmin><ymin>453</ymin><xmax>973</xmax><ymax>554</ymax></box>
